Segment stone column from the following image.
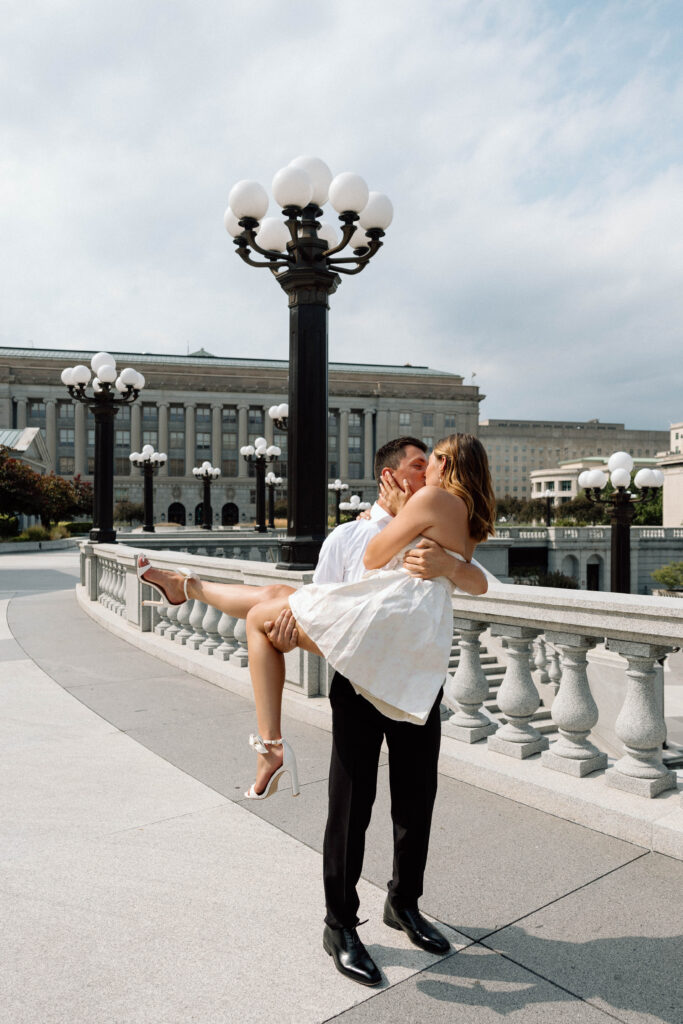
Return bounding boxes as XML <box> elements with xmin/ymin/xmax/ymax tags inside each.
<box><xmin>157</xmin><ymin>402</ymin><xmax>169</xmax><ymax>477</ymax></box>
<box><xmin>212</xmin><ymin>403</ymin><xmax>222</xmax><ymax>469</ymax></box>
<box><xmin>605</xmin><ymin>638</ymin><xmax>677</xmax><ymax>797</ymax></box>
<box><xmin>264</xmin><ymin>406</ymin><xmax>274</xmax><ymax>444</ymax></box>
<box><xmin>184</xmin><ymin>403</ymin><xmax>196</xmax><ymax>475</ymax></box>
<box><xmin>45</xmin><ymin>399</ymin><xmax>57</xmax><ymax>471</ymax></box>
<box><xmin>487</xmin><ymin>625</ymin><xmax>549</xmax><ymax>758</ymax></box>
<box><xmin>540</xmin><ymin>632</ymin><xmax>608</xmax><ymax>777</ymax></box>
<box><xmin>339</xmin><ymin>408</ymin><xmax>349</xmax><ymax>479</ymax></box>
<box><xmin>443</xmin><ymin>618</ymin><xmax>497</xmax><ymax>743</ymax></box>
<box><xmin>376</xmin><ymin>408</ymin><xmax>389</xmax><ymax>449</ymax></box>
<box><xmin>363</xmin><ymin>408</ymin><xmax>375</xmax><ymax>480</ymax></box>
<box><xmin>74</xmin><ymin>402</ymin><xmax>87</xmax><ymax>476</ymax></box>
<box><xmin>130</xmin><ymin>402</ymin><xmax>142</xmax><ymax>454</ymax></box>
<box><xmin>237</xmin><ymin>403</ymin><xmax>248</xmax><ymax>478</ymax></box>
<box><xmin>16</xmin><ymin>397</ymin><xmax>28</xmax><ymax>429</ymax></box>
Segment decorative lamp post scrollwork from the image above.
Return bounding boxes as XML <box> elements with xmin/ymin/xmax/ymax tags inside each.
<box><xmin>268</xmin><ymin>403</ymin><xmax>289</xmax><ymax>431</ymax></box>
<box><xmin>225</xmin><ymin>156</ymin><xmax>392</xmax><ymax>567</ymax></box>
<box><xmin>579</xmin><ymin>452</ymin><xmax>664</xmax><ymax>594</ymax></box>
<box><xmin>60</xmin><ymin>352</ymin><xmax>145</xmax><ymax>544</ymax></box>
<box><xmin>328</xmin><ymin>477</ymin><xmax>349</xmax><ymax>526</ymax></box>
<box><xmin>265</xmin><ymin>470</ymin><xmax>283</xmax><ymax>530</ymax></box>
<box><xmin>240</xmin><ymin>438</ymin><xmax>281</xmax><ymax>533</ymax></box>
<box><xmin>129</xmin><ymin>444</ymin><xmax>167</xmax><ymax>533</ymax></box>
<box><xmin>192</xmin><ymin>461</ymin><xmax>221</xmax><ymax>530</ymax></box>
<box><xmin>339</xmin><ymin>494</ymin><xmax>371</xmax><ymax>521</ymax></box>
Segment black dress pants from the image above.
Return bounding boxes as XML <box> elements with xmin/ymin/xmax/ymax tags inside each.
<box><xmin>323</xmin><ymin>671</ymin><xmax>442</xmax><ymax>929</ymax></box>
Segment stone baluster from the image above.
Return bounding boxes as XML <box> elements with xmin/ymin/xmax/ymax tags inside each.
<box><xmin>541</xmin><ymin>632</ymin><xmax>608</xmax><ymax>777</ymax></box>
<box><xmin>99</xmin><ymin>560</ymin><xmax>111</xmax><ymax>608</ymax></box>
<box><xmin>214</xmin><ymin>613</ymin><xmax>238</xmax><ymax>661</ymax></box>
<box><xmin>230</xmin><ymin>619</ymin><xmax>249</xmax><ymax>666</ymax></box>
<box><xmin>605</xmin><ymin>639</ymin><xmax>677</xmax><ymax>797</ymax></box>
<box><xmin>533</xmin><ymin>637</ymin><xmax>549</xmax><ymax>685</ymax></box>
<box><xmin>547</xmin><ymin>645</ymin><xmax>562</xmax><ymax>698</ymax></box>
<box><xmin>186</xmin><ymin>600</ymin><xmax>208</xmax><ymax>650</ymax></box>
<box><xmin>443</xmin><ymin>618</ymin><xmax>497</xmax><ymax>743</ymax></box>
<box><xmin>116</xmin><ymin>564</ymin><xmax>126</xmax><ymax>615</ymax></box>
<box><xmin>164</xmin><ymin>603</ymin><xmax>181</xmax><ymax>642</ymax></box>
<box><xmin>199</xmin><ymin>604</ymin><xmax>222</xmax><ymax>655</ymax></box>
<box><xmin>174</xmin><ymin>599</ymin><xmax>194</xmax><ymax>645</ymax></box>
<box><xmin>154</xmin><ymin>602</ymin><xmax>171</xmax><ymax>636</ymax></box>
<box><xmin>487</xmin><ymin>625</ymin><xmax>549</xmax><ymax>758</ymax></box>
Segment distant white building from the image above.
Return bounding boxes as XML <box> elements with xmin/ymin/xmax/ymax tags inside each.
<box><xmin>530</xmin><ymin>456</ymin><xmax>663</xmax><ymax>506</ymax></box>
<box><xmin>659</xmin><ymin>421</ymin><xmax>683</xmax><ymax>528</ymax></box>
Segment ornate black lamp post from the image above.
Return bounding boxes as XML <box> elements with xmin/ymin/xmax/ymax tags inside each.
<box><xmin>340</xmin><ymin>494</ymin><xmax>371</xmax><ymax>521</ymax></box>
<box><xmin>265</xmin><ymin>471</ymin><xmax>283</xmax><ymax>529</ymax></box>
<box><xmin>240</xmin><ymin>439</ymin><xmax>281</xmax><ymax>533</ymax></box>
<box><xmin>60</xmin><ymin>353</ymin><xmax>145</xmax><ymax>544</ymax></box>
<box><xmin>579</xmin><ymin>453</ymin><xmax>664</xmax><ymax>594</ymax></box>
<box><xmin>192</xmin><ymin>461</ymin><xmax>221</xmax><ymax>530</ymax></box>
<box><xmin>268</xmin><ymin>403</ymin><xmax>289</xmax><ymax>431</ymax></box>
<box><xmin>225</xmin><ymin>156</ymin><xmax>392</xmax><ymax>567</ymax></box>
<box><xmin>541</xmin><ymin>489</ymin><xmax>554</xmax><ymax>528</ymax></box>
<box><xmin>129</xmin><ymin>444</ymin><xmax>167</xmax><ymax>533</ymax></box>
<box><xmin>328</xmin><ymin>478</ymin><xmax>349</xmax><ymax>526</ymax></box>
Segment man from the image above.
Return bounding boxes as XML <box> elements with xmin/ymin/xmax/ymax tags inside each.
<box><xmin>267</xmin><ymin>437</ymin><xmax>487</xmax><ymax>986</ymax></box>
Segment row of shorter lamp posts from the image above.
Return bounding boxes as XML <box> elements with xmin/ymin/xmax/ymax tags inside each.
<box><xmin>192</xmin><ymin>461</ymin><xmax>221</xmax><ymax>530</ymax></box>
<box><xmin>328</xmin><ymin>478</ymin><xmax>349</xmax><ymax>526</ymax></box>
<box><xmin>340</xmin><ymin>494</ymin><xmax>372</xmax><ymax>520</ymax></box>
<box><xmin>265</xmin><ymin>471</ymin><xmax>283</xmax><ymax>529</ymax></box>
<box><xmin>579</xmin><ymin>451</ymin><xmax>664</xmax><ymax>594</ymax></box>
<box><xmin>240</xmin><ymin>439</ymin><xmax>281</xmax><ymax>533</ymax></box>
<box><xmin>129</xmin><ymin>446</ymin><xmax>168</xmax><ymax>533</ymax></box>
<box><xmin>225</xmin><ymin>155</ymin><xmax>392</xmax><ymax>568</ymax></box>
<box><xmin>60</xmin><ymin>352</ymin><xmax>146</xmax><ymax>544</ymax></box>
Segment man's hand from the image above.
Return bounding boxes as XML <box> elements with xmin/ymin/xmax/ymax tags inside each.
<box><xmin>403</xmin><ymin>538</ymin><xmax>454</xmax><ymax>580</ymax></box>
<box><xmin>378</xmin><ymin>469</ymin><xmax>413</xmax><ymax>517</ymax></box>
<box><xmin>403</xmin><ymin>539</ymin><xmax>488</xmax><ymax>595</ymax></box>
<box><xmin>264</xmin><ymin>608</ymin><xmax>299</xmax><ymax>653</ymax></box>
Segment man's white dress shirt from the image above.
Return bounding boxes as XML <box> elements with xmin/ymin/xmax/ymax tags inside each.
<box><xmin>313</xmin><ymin>502</ymin><xmax>390</xmax><ymax>585</ymax></box>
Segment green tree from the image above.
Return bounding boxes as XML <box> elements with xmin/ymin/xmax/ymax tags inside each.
<box><xmin>651</xmin><ymin>562</ymin><xmax>683</xmax><ymax>589</ymax></box>
<box><xmin>114</xmin><ymin>500</ymin><xmax>145</xmax><ymax>524</ymax></box>
<box><xmin>0</xmin><ymin>447</ymin><xmax>42</xmax><ymax>517</ymax></box>
<box><xmin>71</xmin><ymin>474</ymin><xmax>93</xmax><ymax>517</ymax></box>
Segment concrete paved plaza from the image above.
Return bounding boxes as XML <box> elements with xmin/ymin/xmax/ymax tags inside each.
<box><xmin>1</xmin><ymin>549</ymin><xmax>682</xmax><ymax>1024</ymax></box>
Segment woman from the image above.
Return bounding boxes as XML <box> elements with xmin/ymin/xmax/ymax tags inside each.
<box><xmin>138</xmin><ymin>434</ymin><xmax>495</xmax><ymax>800</ymax></box>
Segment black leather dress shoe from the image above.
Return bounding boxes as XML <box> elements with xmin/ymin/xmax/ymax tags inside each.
<box><xmin>323</xmin><ymin>924</ymin><xmax>382</xmax><ymax>986</ymax></box>
<box><xmin>383</xmin><ymin>896</ymin><xmax>451</xmax><ymax>955</ymax></box>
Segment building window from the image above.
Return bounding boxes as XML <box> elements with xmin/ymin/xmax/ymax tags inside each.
<box><xmin>560</xmin><ymin>480</ymin><xmax>572</xmax><ymax>492</ymax></box>
<box><xmin>221</xmin><ymin>458</ymin><xmax>237</xmax><ymax>476</ymax></box>
<box><xmin>169</xmin><ymin>458</ymin><xmax>184</xmax><ymax>476</ymax></box>
<box><xmin>348</xmin><ymin>436</ymin><xmax>361</xmax><ymax>450</ymax></box>
<box><xmin>170</xmin><ymin>406</ymin><xmax>185</xmax><ymax>421</ymax></box>
<box><xmin>115</xmin><ymin>457</ymin><xmax>131</xmax><ymax>476</ymax></box>
<box><xmin>59</xmin><ymin>456</ymin><xmax>74</xmax><ymax>473</ymax></box>
<box><xmin>142</xmin><ymin>404</ymin><xmax>157</xmax><ymax>422</ymax></box>
<box><xmin>546</xmin><ymin>481</ymin><xmax>555</xmax><ymax>491</ymax></box>
<box><xmin>142</xmin><ymin>430</ymin><xmax>158</xmax><ymax>447</ymax></box>
<box><xmin>87</xmin><ymin>429</ymin><xmax>95</xmax><ymax>446</ymax></box>
<box><xmin>196</xmin><ymin>406</ymin><xmax>211</xmax><ymax>423</ymax></box>
<box><xmin>422</xmin><ymin>437</ymin><xmax>433</xmax><ymax>449</ymax></box>
<box><xmin>399</xmin><ymin>412</ymin><xmax>410</xmax><ymax>427</ymax></box>
<box><xmin>348</xmin><ymin>412</ymin><xmax>361</xmax><ymax>428</ymax></box>
<box><xmin>222</xmin><ymin>407</ymin><xmax>237</xmax><ymax>426</ymax></box>
<box><xmin>59</xmin><ymin>428</ymin><xmax>74</xmax><ymax>444</ymax></box>
<box><xmin>169</xmin><ymin>431</ymin><xmax>184</xmax><ymax>448</ymax></box>
<box><xmin>58</xmin><ymin>402</ymin><xmax>74</xmax><ymax>420</ymax></box>
<box><xmin>248</xmin><ymin>408</ymin><xmax>264</xmax><ymax>432</ymax></box>
<box><xmin>196</xmin><ymin>432</ymin><xmax>211</xmax><ymax>451</ymax></box>
<box><xmin>348</xmin><ymin>464</ymin><xmax>363</xmax><ymax>479</ymax></box>
<box><xmin>115</xmin><ymin>430</ymin><xmax>130</xmax><ymax>447</ymax></box>
<box><xmin>423</xmin><ymin>413</ymin><xmax>433</xmax><ymax>428</ymax></box>
<box><xmin>444</xmin><ymin>415</ymin><xmax>456</xmax><ymax>429</ymax></box>
<box><xmin>328</xmin><ymin>435</ymin><xmax>337</xmax><ymax>450</ymax></box>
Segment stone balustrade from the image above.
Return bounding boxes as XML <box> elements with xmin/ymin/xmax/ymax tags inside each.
<box><xmin>77</xmin><ymin>541</ymin><xmax>683</xmax><ymax>841</ymax></box>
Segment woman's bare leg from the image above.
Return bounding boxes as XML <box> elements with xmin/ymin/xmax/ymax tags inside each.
<box><xmin>245</xmin><ymin>596</ymin><xmax>322</xmax><ymax>793</ymax></box>
<box><xmin>139</xmin><ymin>557</ymin><xmax>294</xmax><ymax>618</ymax></box>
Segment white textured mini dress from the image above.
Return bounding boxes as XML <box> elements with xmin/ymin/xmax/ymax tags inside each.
<box><xmin>288</xmin><ymin>543</ymin><xmax>469</xmax><ymax>726</ymax></box>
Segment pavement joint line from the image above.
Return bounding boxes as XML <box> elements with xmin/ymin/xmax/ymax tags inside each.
<box><xmin>100</xmin><ymin>799</ymin><xmax>233</xmax><ymax>838</ymax></box>
<box><xmin>473</xmin><ymin>848</ymin><xmax>652</xmax><ymax>948</ymax></box>
<box><xmin>478</xmin><ymin>946</ymin><xmax>631</xmax><ymax>1024</ymax></box>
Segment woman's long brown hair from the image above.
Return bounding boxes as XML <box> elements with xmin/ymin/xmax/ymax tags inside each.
<box><xmin>432</xmin><ymin>433</ymin><xmax>496</xmax><ymax>542</ymax></box>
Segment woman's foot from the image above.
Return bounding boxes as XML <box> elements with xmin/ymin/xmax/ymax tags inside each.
<box><xmin>137</xmin><ymin>556</ymin><xmax>196</xmax><ymax>605</ymax></box>
<box><xmin>253</xmin><ymin>746</ymin><xmax>284</xmax><ymax>795</ymax></box>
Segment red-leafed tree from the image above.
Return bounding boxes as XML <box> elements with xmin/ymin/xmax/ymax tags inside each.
<box><xmin>0</xmin><ymin>446</ymin><xmax>42</xmax><ymax>517</ymax></box>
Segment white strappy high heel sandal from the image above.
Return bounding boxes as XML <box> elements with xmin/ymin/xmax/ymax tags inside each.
<box><xmin>136</xmin><ymin>554</ymin><xmax>199</xmax><ymax>607</ymax></box>
<box><xmin>244</xmin><ymin>734</ymin><xmax>300</xmax><ymax>800</ymax></box>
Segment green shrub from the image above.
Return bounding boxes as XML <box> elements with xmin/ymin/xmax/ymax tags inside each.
<box><xmin>13</xmin><ymin>525</ymin><xmax>51</xmax><ymax>542</ymax></box>
<box><xmin>651</xmin><ymin>562</ymin><xmax>683</xmax><ymax>590</ymax></box>
<box><xmin>62</xmin><ymin>521</ymin><xmax>93</xmax><ymax>535</ymax></box>
<box><xmin>50</xmin><ymin>524</ymin><xmax>70</xmax><ymax>539</ymax></box>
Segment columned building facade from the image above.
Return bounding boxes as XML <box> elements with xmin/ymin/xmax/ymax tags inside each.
<box><xmin>0</xmin><ymin>347</ymin><xmax>482</xmax><ymax>526</ymax></box>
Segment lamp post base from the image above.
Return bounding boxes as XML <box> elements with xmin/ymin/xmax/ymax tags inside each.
<box><xmin>90</xmin><ymin>528</ymin><xmax>117</xmax><ymax>544</ymax></box>
<box><xmin>276</xmin><ymin>536</ymin><xmax>323</xmax><ymax>571</ymax></box>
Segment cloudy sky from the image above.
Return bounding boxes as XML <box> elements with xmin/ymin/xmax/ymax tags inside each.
<box><xmin>2</xmin><ymin>0</ymin><xmax>682</xmax><ymax>429</ymax></box>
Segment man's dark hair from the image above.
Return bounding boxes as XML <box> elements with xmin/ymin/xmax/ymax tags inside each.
<box><xmin>374</xmin><ymin>436</ymin><xmax>427</xmax><ymax>485</ymax></box>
